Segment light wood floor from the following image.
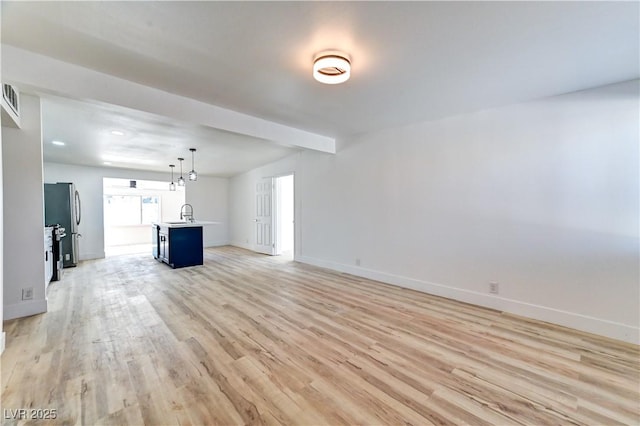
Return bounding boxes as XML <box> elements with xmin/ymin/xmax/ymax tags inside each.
<box><xmin>2</xmin><ymin>246</ymin><xmax>639</xmax><ymax>425</ymax></box>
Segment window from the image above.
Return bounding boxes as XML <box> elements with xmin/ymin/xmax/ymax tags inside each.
<box><xmin>141</xmin><ymin>196</ymin><xmax>160</xmax><ymax>224</ymax></box>
<box><xmin>104</xmin><ymin>195</ymin><xmax>160</xmax><ymax>225</ymax></box>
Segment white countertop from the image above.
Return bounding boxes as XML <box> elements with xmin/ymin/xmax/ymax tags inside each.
<box><xmin>154</xmin><ymin>221</ymin><xmax>220</xmax><ymax>228</ymax></box>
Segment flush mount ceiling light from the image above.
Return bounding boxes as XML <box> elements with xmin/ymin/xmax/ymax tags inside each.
<box><xmin>169</xmin><ymin>164</ymin><xmax>176</xmax><ymax>191</ymax></box>
<box><xmin>110</xmin><ymin>130</ymin><xmax>125</xmax><ymax>136</ymax></box>
<box><xmin>52</xmin><ymin>140</ymin><xmax>66</xmax><ymax>146</ymax></box>
<box><xmin>313</xmin><ymin>52</ymin><xmax>351</xmax><ymax>84</ymax></box>
<box><xmin>188</xmin><ymin>148</ymin><xmax>198</xmax><ymax>181</ymax></box>
<box><xmin>177</xmin><ymin>157</ymin><xmax>185</xmax><ymax>186</ymax></box>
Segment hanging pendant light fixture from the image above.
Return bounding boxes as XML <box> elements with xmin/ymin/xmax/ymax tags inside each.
<box><xmin>188</xmin><ymin>148</ymin><xmax>198</xmax><ymax>181</ymax></box>
<box><xmin>169</xmin><ymin>164</ymin><xmax>176</xmax><ymax>191</ymax></box>
<box><xmin>177</xmin><ymin>157</ymin><xmax>185</xmax><ymax>186</ymax></box>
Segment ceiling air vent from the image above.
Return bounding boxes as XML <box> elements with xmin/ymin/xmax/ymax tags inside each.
<box><xmin>1</xmin><ymin>84</ymin><xmax>20</xmax><ymax>128</ymax></box>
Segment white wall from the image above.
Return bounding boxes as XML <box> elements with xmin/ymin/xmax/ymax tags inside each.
<box><xmin>2</xmin><ymin>94</ymin><xmax>47</xmax><ymax>320</ymax></box>
<box><xmin>230</xmin><ymin>80</ymin><xmax>640</xmax><ymax>344</ymax></box>
<box><xmin>0</xmin><ymin>86</ymin><xmax>4</xmax><ymax>354</ymax></box>
<box><xmin>185</xmin><ymin>175</ymin><xmax>229</xmax><ymax>247</ymax></box>
<box><xmin>44</xmin><ymin>163</ymin><xmax>230</xmax><ymax>260</ymax></box>
<box><xmin>104</xmin><ymin>226</ymin><xmax>155</xmax><ymax>247</ymax></box>
<box><xmin>1</xmin><ymin>29</ymin><xmax>5</xmax><ymax>349</ymax></box>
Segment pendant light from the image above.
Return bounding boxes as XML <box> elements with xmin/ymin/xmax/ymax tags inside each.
<box><xmin>169</xmin><ymin>164</ymin><xmax>176</xmax><ymax>191</ymax></box>
<box><xmin>177</xmin><ymin>157</ymin><xmax>185</xmax><ymax>186</ymax></box>
<box><xmin>188</xmin><ymin>148</ymin><xmax>198</xmax><ymax>181</ymax></box>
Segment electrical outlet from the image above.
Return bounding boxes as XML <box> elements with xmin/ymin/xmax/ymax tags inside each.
<box><xmin>489</xmin><ymin>282</ymin><xmax>499</xmax><ymax>294</ymax></box>
<box><xmin>355</xmin><ymin>258</ymin><xmax>361</xmax><ymax>266</ymax></box>
<box><xmin>65</xmin><ymin>254</ymin><xmax>70</xmax><ymax>261</ymax></box>
<box><xmin>22</xmin><ymin>288</ymin><xmax>34</xmax><ymax>300</ymax></box>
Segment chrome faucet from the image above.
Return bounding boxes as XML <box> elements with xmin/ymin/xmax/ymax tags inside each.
<box><xmin>180</xmin><ymin>204</ymin><xmax>195</xmax><ymax>222</ymax></box>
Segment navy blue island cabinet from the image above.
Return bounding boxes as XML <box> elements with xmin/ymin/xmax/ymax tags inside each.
<box><xmin>153</xmin><ymin>223</ymin><xmax>203</xmax><ymax>268</ymax></box>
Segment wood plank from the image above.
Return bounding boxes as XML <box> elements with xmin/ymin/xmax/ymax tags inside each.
<box><xmin>1</xmin><ymin>246</ymin><xmax>638</xmax><ymax>425</ymax></box>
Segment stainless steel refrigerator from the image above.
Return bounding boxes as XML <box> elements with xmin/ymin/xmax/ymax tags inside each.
<box><xmin>44</xmin><ymin>182</ymin><xmax>81</xmax><ymax>267</ymax></box>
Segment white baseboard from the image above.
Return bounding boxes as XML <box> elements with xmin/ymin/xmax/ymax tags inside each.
<box><xmin>3</xmin><ymin>298</ymin><xmax>48</xmax><ymax>321</ymax></box>
<box><xmin>80</xmin><ymin>251</ymin><xmax>105</xmax><ymax>261</ymax></box>
<box><xmin>204</xmin><ymin>240</ymin><xmax>230</xmax><ymax>248</ymax></box>
<box><xmin>0</xmin><ymin>331</ymin><xmax>5</xmax><ymax>355</ymax></box>
<box><xmin>230</xmin><ymin>242</ymin><xmax>252</xmax><ymax>251</ymax></box>
<box><xmin>296</xmin><ymin>255</ymin><xmax>639</xmax><ymax>345</ymax></box>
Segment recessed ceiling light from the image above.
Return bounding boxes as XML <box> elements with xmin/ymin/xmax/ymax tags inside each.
<box><xmin>313</xmin><ymin>52</ymin><xmax>351</xmax><ymax>84</ymax></box>
<box><xmin>103</xmin><ymin>162</ymin><xmax>112</xmax><ymax>166</ymax></box>
<box><xmin>110</xmin><ymin>130</ymin><xmax>125</xmax><ymax>136</ymax></box>
<box><xmin>52</xmin><ymin>140</ymin><xmax>66</xmax><ymax>146</ymax></box>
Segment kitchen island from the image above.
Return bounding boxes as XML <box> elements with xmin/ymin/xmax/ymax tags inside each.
<box><xmin>152</xmin><ymin>221</ymin><xmax>217</xmax><ymax>268</ymax></box>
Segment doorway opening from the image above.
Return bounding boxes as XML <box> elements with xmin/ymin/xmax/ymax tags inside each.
<box><xmin>275</xmin><ymin>174</ymin><xmax>294</xmax><ymax>259</ymax></box>
<box><xmin>103</xmin><ymin>178</ymin><xmax>185</xmax><ymax>256</ymax></box>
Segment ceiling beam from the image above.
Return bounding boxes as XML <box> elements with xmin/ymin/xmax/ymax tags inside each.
<box><xmin>2</xmin><ymin>45</ymin><xmax>336</xmax><ymax>154</ymax></box>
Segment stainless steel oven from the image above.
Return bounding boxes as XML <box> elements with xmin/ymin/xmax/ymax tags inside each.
<box><xmin>47</xmin><ymin>224</ymin><xmax>65</xmax><ymax>281</ymax></box>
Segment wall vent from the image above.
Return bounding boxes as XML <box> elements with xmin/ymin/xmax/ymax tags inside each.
<box><xmin>2</xmin><ymin>84</ymin><xmax>19</xmax><ymax>117</ymax></box>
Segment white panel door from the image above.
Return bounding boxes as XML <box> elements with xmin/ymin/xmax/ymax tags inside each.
<box><xmin>254</xmin><ymin>177</ymin><xmax>275</xmax><ymax>255</ymax></box>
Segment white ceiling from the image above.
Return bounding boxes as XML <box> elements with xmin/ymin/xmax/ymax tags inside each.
<box><xmin>2</xmin><ymin>1</ymin><xmax>638</xmax><ymax>176</ymax></box>
<box><xmin>40</xmin><ymin>96</ymin><xmax>298</xmax><ymax>177</ymax></box>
